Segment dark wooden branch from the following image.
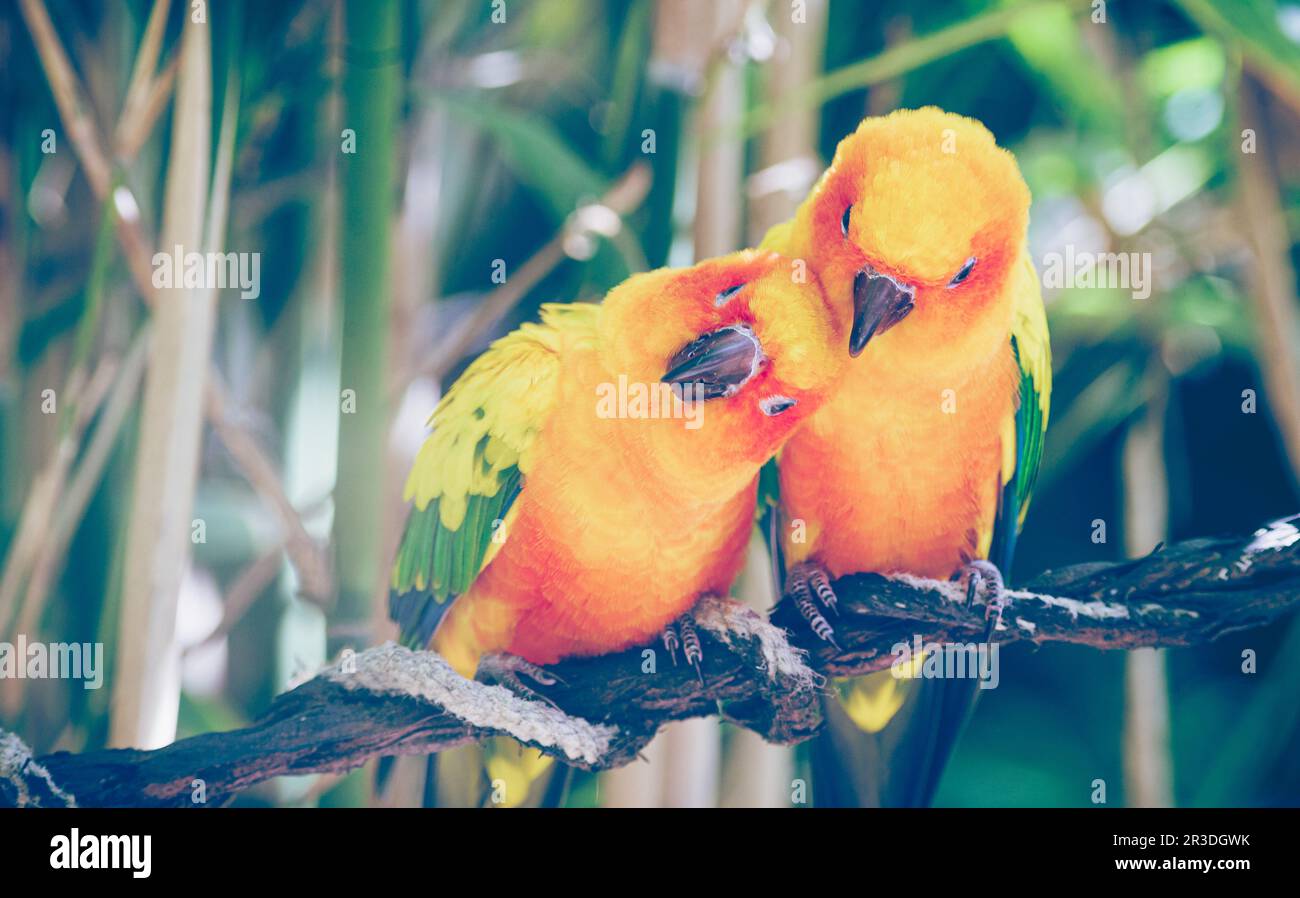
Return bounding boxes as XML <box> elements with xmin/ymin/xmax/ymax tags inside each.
<box><xmin>4</xmin><ymin>515</ymin><xmax>1298</xmax><ymax>807</ymax></box>
<box><xmin>781</xmin><ymin>515</ymin><xmax>1300</xmax><ymax>677</ymax></box>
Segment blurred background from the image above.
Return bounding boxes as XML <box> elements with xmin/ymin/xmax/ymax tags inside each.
<box><xmin>2</xmin><ymin>0</ymin><xmax>1299</xmax><ymax>807</ymax></box>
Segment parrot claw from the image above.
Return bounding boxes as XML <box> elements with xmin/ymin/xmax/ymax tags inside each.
<box><xmin>959</xmin><ymin>560</ymin><xmax>1009</xmax><ymax>639</ymax></box>
<box><xmin>661</xmin><ymin>614</ymin><xmax>705</xmax><ymax>684</ymax></box>
<box><xmin>786</xmin><ymin>563</ymin><xmax>841</xmax><ymax>651</ymax></box>
<box><xmin>662</xmin><ymin>622</ymin><xmax>681</xmax><ymax>666</ymax></box>
<box><xmin>477</xmin><ymin>652</ymin><xmax>564</xmax><ymax>710</ymax></box>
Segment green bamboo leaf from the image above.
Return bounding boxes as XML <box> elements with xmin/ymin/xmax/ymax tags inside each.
<box><xmin>1175</xmin><ymin>0</ymin><xmax>1300</xmax><ymax>101</ymax></box>
<box><xmin>731</xmin><ymin>0</ymin><xmax>1094</xmax><ymax>140</ymax></box>
<box><xmin>439</xmin><ymin>94</ymin><xmax>609</xmax><ymax>222</ymax></box>
<box><xmin>601</xmin><ymin>0</ymin><xmax>652</xmax><ymax>167</ymax></box>
<box><xmin>1006</xmin><ymin>2</ymin><xmax>1124</xmax><ymax>130</ymax></box>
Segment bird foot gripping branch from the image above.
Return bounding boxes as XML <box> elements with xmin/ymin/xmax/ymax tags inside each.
<box><xmin>959</xmin><ymin>559</ymin><xmax>1009</xmax><ymax>638</ymax></box>
<box><xmin>661</xmin><ymin>608</ymin><xmax>706</xmax><ymax>682</ymax></box>
<box><xmin>786</xmin><ymin>562</ymin><xmax>841</xmax><ymax>650</ymax></box>
<box><xmin>476</xmin><ymin>652</ymin><xmax>565</xmax><ymax>710</ymax></box>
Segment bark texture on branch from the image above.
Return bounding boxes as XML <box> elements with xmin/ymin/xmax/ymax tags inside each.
<box><xmin>3</xmin><ymin>516</ymin><xmax>1298</xmax><ymax>807</ymax></box>
<box><xmin>785</xmin><ymin>514</ymin><xmax>1300</xmax><ymax>677</ymax></box>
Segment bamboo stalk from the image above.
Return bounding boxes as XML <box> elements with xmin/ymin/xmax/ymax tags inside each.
<box><xmin>110</xmin><ymin>14</ymin><xmax>214</xmax><ymax>749</ymax></box>
<box><xmin>1121</xmin><ymin>370</ymin><xmax>1174</xmax><ymax>808</ymax></box>
<box><xmin>321</xmin><ymin>0</ymin><xmax>402</xmax><ymax>807</ymax></box>
<box><xmin>16</xmin><ymin>0</ymin><xmax>113</xmax><ymax>196</ymax></box>
<box><xmin>721</xmin><ymin>532</ymin><xmax>792</xmax><ymax>807</ymax></box>
<box><xmin>18</xmin><ymin>330</ymin><xmax>152</xmax><ymax>645</ymax></box>
<box><xmin>1235</xmin><ymin>76</ymin><xmax>1300</xmax><ymax>488</ymax></box>
<box><xmin>18</xmin><ymin>0</ymin><xmax>331</xmax><ymax>615</ymax></box>
<box><xmin>0</xmin><ymin>193</ymin><xmax>119</xmax><ymax>637</ymax></box>
<box><xmin>331</xmin><ymin>0</ymin><xmax>400</xmax><ymax>648</ymax></box>
<box><xmin>114</xmin><ymin>0</ymin><xmax>172</xmax><ymax>156</ymax></box>
<box><xmin>745</xmin><ymin>0</ymin><xmax>827</xmax><ymax>245</ymax></box>
<box><xmin>0</xmin><ymin>146</ymin><xmax>14</xmax><ymax>388</ymax></box>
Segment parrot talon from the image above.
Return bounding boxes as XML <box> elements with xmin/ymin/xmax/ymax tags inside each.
<box><xmin>789</xmin><ymin>562</ymin><xmax>840</xmax><ymax>616</ymax></box>
<box><xmin>809</xmin><ymin>567</ymin><xmax>839</xmax><ymax>617</ymax></box>
<box><xmin>662</xmin><ymin>623</ymin><xmax>681</xmax><ymax>666</ymax></box>
<box><xmin>659</xmin><ymin>614</ymin><xmax>705</xmax><ymax>682</ymax></box>
<box><xmin>787</xmin><ymin>564</ymin><xmax>841</xmax><ymax>651</ymax></box>
<box><xmin>959</xmin><ymin>560</ymin><xmax>1008</xmax><ymax>640</ymax></box>
<box><xmin>677</xmin><ymin>614</ymin><xmax>705</xmax><ymax>685</ymax></box>
<box><xmin>477</xmin><ymin>653</ymin><xmax>564</xmax><ymax>710</ymax></box>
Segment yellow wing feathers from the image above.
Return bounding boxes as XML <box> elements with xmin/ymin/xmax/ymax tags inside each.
<box><xmin>404</xmin><ymin>303</ymin><xmax>598</xmax><ymax>528</ymax></box>
<box><xmin>390</xmin><ymin>303</ymin><xmax>599</xmax><ymax>639</ymax></box>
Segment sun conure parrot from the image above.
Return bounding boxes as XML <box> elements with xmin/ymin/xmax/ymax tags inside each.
<box><xmin>760</xmin><ymin>107</ymin><xmax>1051</xmax><ymax>806</ymax></box>
<box><xmin>388</xmin><ymin>249</ymin><xmax>845</xmax><ymax>806</ymax></box>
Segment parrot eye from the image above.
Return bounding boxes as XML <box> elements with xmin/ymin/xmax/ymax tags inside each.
<box><xmin>759</xmin><ymin>395</ymin><xmax>797</xmax><ymax>416</ymax></box>
<box><xmin>948</xmin><ymin>256</ymin><xmax>977</xmax><ymax>288</ymax></box>
<box><xmin>714</xmin><ymin>283</ymin><xmax>744</xmax><ymax>306</ymax></box>
<box><xmin>841</xmin><ymin>205</ymin><xmax>852</xmax><ymax>238</ymax></box>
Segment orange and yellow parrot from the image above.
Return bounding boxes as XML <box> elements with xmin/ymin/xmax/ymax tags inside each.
<box><xmin>388</xmin><ymin>249</ymin><xmax>844</xmax><ymax>805</ymax></box>
<box><xmin>761</xmin><ymin>107</ymin><xmax>1051</xmax><ymax>806</ymax></box>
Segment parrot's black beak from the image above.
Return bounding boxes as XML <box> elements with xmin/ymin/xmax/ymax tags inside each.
<box><xmin>850</xmin><ymin>267</ymin><xmax>915</xmax><ymax>357</ymax></box>
<box><xmin>662</xmin><ymin>324</ymin><xmax>765</xmax><ymax>400</ymax></box>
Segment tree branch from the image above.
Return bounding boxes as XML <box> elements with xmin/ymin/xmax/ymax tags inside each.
<box><xmin>3</xmin><ymin>516</ymin><xmax>1298</xmax><ymax>807</ymax></box>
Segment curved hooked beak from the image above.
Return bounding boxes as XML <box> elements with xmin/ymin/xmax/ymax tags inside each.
<box><xmin>661</xmin><ymin>324</ymin><xmax>765</xmax><ymax>399</ymax></box>
<box><xmin>850</xmin><ymin>267</ymin><xmax>915</xmax><ymax>357</ymax></box>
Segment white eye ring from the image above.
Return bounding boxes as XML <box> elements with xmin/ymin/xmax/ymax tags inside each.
<box><xmin>948</xmin><ymin>256</ymin><xmax>977</xmax><ymax>288</ymax></box>
<box><xmin>759</xmin><ymin>395</ymin><xmax>797</xmax><ymax>416</ymax></box>
<box><xmin>715</xmin><ymin>283</ymin><xmax>744</xmax><ymax>306</ymax></box>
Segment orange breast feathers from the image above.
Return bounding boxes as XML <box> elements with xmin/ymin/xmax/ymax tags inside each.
<box><xmin>779</xmin><ymin>339</ymin><xmax>1019</xmax><ymax>580</ymax></box>
<box><xmin>433</xmin><ymin>347</ymin><xmax>771</xmax><ymax>673</ymax></box>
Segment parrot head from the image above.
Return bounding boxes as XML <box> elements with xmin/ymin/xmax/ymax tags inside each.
<box><xmin>597</xmin><ymin>248</ymin><xmax>843</xmax><ymax>472</ymax></box>
<box><xmin>797</xmin><ymin>107</ymin><xmax>1030</xmax><ymax>365</ymax></box>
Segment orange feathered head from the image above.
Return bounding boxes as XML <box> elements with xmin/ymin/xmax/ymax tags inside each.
<box><xmin>797</xmin><ymin>107</ymin><xmax>1030</xmax><ymax>364</ymax></box>
<box><xmin>596</xmin><ymin>249</ymin><xmax>844</xmax><ymax>470</ymax></box>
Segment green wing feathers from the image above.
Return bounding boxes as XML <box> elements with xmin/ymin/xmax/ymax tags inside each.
<box><xmin>389</xmin><ymin>303</ymin><xmax>597</xmax><ymax>647</ymax></box>
<box><xmin>990</xmin><ymin>251</ymin><xmax>1052</xmax><ymax>576</ymax></box>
